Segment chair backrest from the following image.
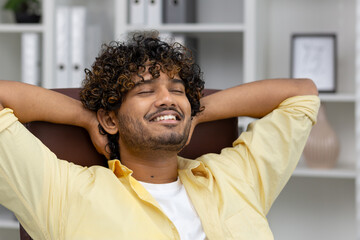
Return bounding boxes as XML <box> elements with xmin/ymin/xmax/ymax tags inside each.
<box><xmin>20</xmin><ymin>88</ymin><xmax>238</xmax><ymax>239</ymax></box>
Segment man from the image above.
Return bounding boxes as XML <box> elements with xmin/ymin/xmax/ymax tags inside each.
<box><xmin>0</xmin><ymin>33</ymin><xmax>319</xmax><ymax>239</ymax></box>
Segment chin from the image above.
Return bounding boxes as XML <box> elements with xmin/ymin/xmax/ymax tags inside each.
<box><xmin>149</xmin><ymin>133</ymin><xmax>188</xmax><ymax>151</ymax></box>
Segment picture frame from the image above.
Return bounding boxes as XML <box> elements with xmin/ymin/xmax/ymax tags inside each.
<box><xmin>290</xmin><ymin>34</ymin><xmax>337</xmax><ymax>93</ymax></box>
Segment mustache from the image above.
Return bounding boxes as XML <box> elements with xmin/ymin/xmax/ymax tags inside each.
<box><xmin>144</xmin><ymin>107</ymin><xmax>184</xmax><ymax>121</ymax></box>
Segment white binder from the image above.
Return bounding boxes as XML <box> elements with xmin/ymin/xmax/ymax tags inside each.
<box><xmin>70</xmin><ymin>6</ymin><xmax>87</xmax><ymax>88</ymax></box>
<box><xmin>55</xmin><ymin>6</ymin><xmax>71</xmax><ymax>88</ymax></box>
<box><xmin>21</xmin><ymin>33</ymin><xmax>40</xmax><ymax>85</ymax></box>
<box><xmin>147</xmin><ymin>0</ymin><xmax>162</xmax><ymax>25</ymax></box>
<box><xmin>129</xmin><ymin>0</ymin><xmax>146</xmax><ymax>25</ymax></box>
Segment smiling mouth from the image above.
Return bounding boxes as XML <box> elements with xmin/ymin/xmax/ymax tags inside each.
<box><xmin>147</xmin><ymin>108</ymin><xmax>183</xmax><ymax>122</ymax></box>
<box><xmin>152</xmin><ymin>114</ymin><xmax>178</xmax><ymax>122</ymax></box>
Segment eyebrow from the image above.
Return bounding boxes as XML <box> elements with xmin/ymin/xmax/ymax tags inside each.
<box><xmin>171</xmin><ymin>78</ymin><xmax>185</xmax><ymax>85</ymax></box>
<box><xmin>133</xmin><ymin>78</ymin><xmax>185</xmax><ymax>87</ymax></box>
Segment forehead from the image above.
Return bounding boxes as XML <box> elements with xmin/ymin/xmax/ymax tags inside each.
<box><xmin>122</xmin><ymin>71</ymin><xmax>186</xmax><ymax>102</ymax></box>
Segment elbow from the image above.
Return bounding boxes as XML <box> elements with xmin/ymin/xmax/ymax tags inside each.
<box><xmin>297</xmin><ymin>78</ymin><xmax>319</xmax><ymax>96</ymax></box>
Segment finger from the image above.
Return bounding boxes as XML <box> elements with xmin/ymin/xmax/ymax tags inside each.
<box><xmin>185</xmin><ymin>121</ymin><xmax>196</xmax><ymax>146</ymax></box>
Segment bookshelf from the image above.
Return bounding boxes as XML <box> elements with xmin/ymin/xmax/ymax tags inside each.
<box><xmin>256</xmin><ymin>0</ymin><xmax>357</xmax><ymax>239</ymax></box>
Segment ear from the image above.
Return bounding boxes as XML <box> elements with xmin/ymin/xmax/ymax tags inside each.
<box><xmin>97</xmin><ymin>109</ymin><xmax>119</xmax><ymax>135</ymax></box>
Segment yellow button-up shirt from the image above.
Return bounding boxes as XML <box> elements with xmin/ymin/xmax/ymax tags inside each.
<box><xmin>0</xmin><ymin>95</ymin><xmax>319</xmax><ymax>239</ymax></box>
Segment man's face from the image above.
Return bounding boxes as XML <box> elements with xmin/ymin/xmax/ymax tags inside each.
<box><xmin>116</xmin><ymin>70</ymin><xmax>192</xmax><ymax>153</ymax></box>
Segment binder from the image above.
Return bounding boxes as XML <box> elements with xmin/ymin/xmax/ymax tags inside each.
<box><xmin>70</xmin><ymin>6</ymin><xmax>87</xmax><ymax>88</ymax></box>
<box><xmin>164</xmin><ymin>0</ymin><xmax>196</xmax><ymax>23</ymax></box>
<box><xmin>55</xmin><ymin>6</ymin><xmax>71</xmax><ymax>88</ymax></box>
<box><xmin>129</xmin><ymin>0</ymin><xmax>146</xmax><ymax>25</ymax></box>
<box><xmin>147</xmin><ymin>0</ymin><xmax>162</xmax><ymax>25</ymax></box>
<box><xmin>21</xmin><ymin>33</ymin><xmax>40</xmax><ymax>85</ymax></box>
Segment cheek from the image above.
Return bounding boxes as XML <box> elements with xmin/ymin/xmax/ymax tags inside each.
<box><xmin>119</xmin><ymin>99</ymin><xmax>150</xmax><ymax>117</ymax></box>
<box><xmin>181</xmin><ymin>98</ymin><xmax>192</xmax><ymax>117</ymax></box>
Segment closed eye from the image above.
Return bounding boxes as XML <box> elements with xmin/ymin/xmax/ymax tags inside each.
<box><xmin>137</xmin><ymin>90</ymin><xmax>154</xmax><ymax>95</ymax></box>
<box><xmin>170</xmin><ymin>89</ymin><xmax>184</xmax><ymax>94</ymax></box>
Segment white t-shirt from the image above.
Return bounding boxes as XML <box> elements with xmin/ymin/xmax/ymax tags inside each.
<box><xmin>139</xmin><ymin>179</ymin><xmax>207</xmax><ymax>240</ymax></box>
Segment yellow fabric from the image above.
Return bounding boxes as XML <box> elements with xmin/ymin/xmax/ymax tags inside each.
<box><xmin>0</xmin><ymin>95</ymin><xmax>319</xmax><ymax>240</ymax></box>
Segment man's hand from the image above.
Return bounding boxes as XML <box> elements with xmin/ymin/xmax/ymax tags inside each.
<box><xmin>185</xmin><ymin>115</ymin><xmax>199</xmax><ymax>147</ymax></box>
<box><xmin>85</xmin><ymin>113</ymin><xmax>110</xmax><ymax>159</ymax></box>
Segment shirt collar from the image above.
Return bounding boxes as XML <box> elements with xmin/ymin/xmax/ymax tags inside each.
<box><xmin>108</xmin><ymin>157</ymin><xmax>208</xmax><ymax>178</ymax></box>
<box><xmin>177</xmin><ymin>156</ymin><xmax>209</xmax><ymax>178</ymax></box>
<box><xmin>108</xmin><ymin>159</ymin><xmax>133</xmax><ymax>178</ymax></box>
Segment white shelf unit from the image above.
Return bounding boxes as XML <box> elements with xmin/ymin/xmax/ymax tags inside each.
<box><xmin>256</xmin><ymin>0</ymin><xmax>358</xmax><ymax>239</ymax></box>
<box><xmin>0</xmin><ymin>0</ymin><xmax>54</xmax><ymax>88</ymax></box>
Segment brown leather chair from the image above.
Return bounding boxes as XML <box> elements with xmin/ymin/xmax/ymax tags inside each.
<box><xmin>20</xmin><ymin>88</ymin><xmax>238</xmax><ymax>239</ymax></box>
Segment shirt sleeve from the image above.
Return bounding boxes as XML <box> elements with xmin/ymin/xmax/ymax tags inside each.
<box><xmin>0</xmin><ymin>108</ymin><xmax>69</xmax><ymax>238</ymax></box>
<box><xmin>212</xmin><ymin>95</ymin><xmax>320</xmax><ymax>215</ymax></box>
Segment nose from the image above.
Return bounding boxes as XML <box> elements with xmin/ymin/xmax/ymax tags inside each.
<box><xmin>154</xmin><ymin>87</ymin><xmax>176</xmax><ymax>108</ymax></box>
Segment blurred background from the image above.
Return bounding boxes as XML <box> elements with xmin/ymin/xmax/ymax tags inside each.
<box><xmin>0</xmin><ymin>0</ymin><xmax>358</xmax><ymax>239</ymax></box>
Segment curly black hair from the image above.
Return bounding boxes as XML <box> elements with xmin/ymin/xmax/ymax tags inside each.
<box><xmin>80</xmin><ymin>31</ymin><xmax>205</xmax><ymax>160</ymax></box>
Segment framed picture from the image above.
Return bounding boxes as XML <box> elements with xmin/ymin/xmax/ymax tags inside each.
<box><xmin>291</xmin><ymin>34</ymin><xmax>337</xmax><ymax>93</ymax></box>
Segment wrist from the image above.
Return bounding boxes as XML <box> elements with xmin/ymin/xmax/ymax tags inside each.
<box><xmin>74</xmin><ymin>105</ymin><xmax>97</xmax><ymax>131</ymax></box>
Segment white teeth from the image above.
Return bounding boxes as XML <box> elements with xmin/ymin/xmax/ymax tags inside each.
<box><xmin>153</xmin><ymin>115</ymin><xmax>177</xmax><ymax>122</ymax></box>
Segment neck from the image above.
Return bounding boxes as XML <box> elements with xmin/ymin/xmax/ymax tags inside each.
<box><xmin>120</xmin><ymin>148</ymin><xmax>179</xmax><ymax>184</ymax></box>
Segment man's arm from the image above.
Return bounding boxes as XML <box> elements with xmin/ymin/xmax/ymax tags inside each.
<box><xmin>194</xmin><ymin>78</ymin><xmax>319</xmax><ymax>214</ymax></box>
<box><xmin>0</xmin><ymin>80</ymin><xmax>95</xmax><ymax>128</ymax></box>
<box><xmin>195</xmin><ymin>78</ymin><xmax>318</xmax><ymax>124</ymax></box>
<box><xmin>0</xmin><ymin>80</ymin><xmax>108</xmax><ymax>155</ymax></box>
